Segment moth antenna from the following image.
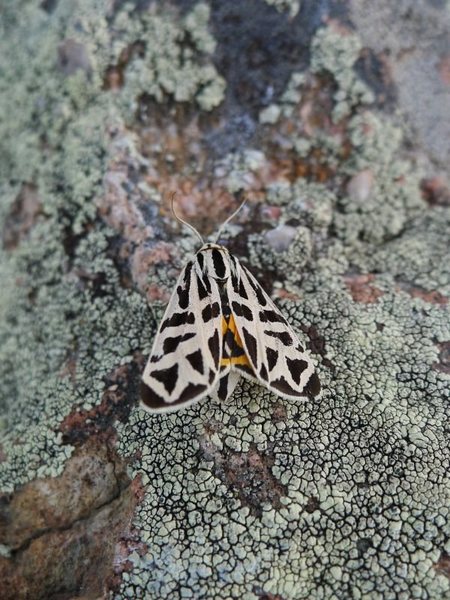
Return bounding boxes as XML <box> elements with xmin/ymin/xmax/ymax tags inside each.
<box><xmin>214</xmin><ymin>196</ymin><xmax>247</xmax><ymax>243</ymax></box>
<box><xmin>171</xmin><ymin>192</ymin><xmax>204</xmax><ymax>245</ymax></box>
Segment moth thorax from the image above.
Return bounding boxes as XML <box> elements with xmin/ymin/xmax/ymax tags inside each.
<box><xmin>199</xmin><ymin>244</ymin><xmax>231</xmax><ymax>281</ymax></box>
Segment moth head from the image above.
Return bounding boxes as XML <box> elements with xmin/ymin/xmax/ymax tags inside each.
<box><xmin>198</xmin><ymin>242</ymin><xmax>228</xmax><ymax>253</ymax></box>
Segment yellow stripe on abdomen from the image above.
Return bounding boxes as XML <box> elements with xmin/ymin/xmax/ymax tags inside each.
<box><xmin>220</xmin><ymin>314</ymin><xmax>252</xmax><ymax>368</ymax></box>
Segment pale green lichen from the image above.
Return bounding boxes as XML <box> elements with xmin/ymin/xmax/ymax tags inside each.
<box><xmin>107</xmin><ymin>2</ymin><xmax>225</xmax><ymax>115</ymax></box>
<box><xmin>117</xmin><ymin>270</ymin><xmax>450</xmax><ymax>596</ymax></box>
<box><xmin>263</xmin><ymin>28</ymin><xmax>425</xmax><ymax>246</ymax></box>
<box><xmin>246</xmin><ymin>226</ymin><xmax>313</xmax><ymax>297</ymax></box>
<box><xmin>0</xmin><ymin>0</ymin><xmax>222</xmax><ymax>489</ymax></box>
<box><xmin>258</xmin><ymin>72</ymin><xmax>304</xmax><ymax>124</ymax></box>
<box><xmin>259</xmin><ymin>103</ymin><xmax>282</xmax><ymax>124</ymax></box>
<box><xmin>264</xmin><ymin>0</ymin><xmax>301</xmax><ymax>18</ymax></box>
<box><xmin>219</xmin><ymin>149</ymin><xmax>268</xmax><ymax>193</ymax></box>
<box><xmin>366</xmin><ymin>208</ymin><xmax>450</xmax><ymax>296</ymax></box>
<box><xmin>310</xmin><ymin>26</ymin><xmax>374</xmax><ymax>121</ymax></box>
<box><xmin>335</xmin><ymin>112</ymin><xmax>425</xmax><ymax>246</ymax></box>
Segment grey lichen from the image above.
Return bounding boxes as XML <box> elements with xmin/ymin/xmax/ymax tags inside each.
<box><xmin>108</xmin><ymin>2</ymin><xmax>225</xmax><ymax>114</ymax></box>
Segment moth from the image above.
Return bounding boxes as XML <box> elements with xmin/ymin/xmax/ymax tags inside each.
<box><xmin>141</xmin><ymin>198</ymin><xmax>320</xmax><ymax>413</ymax></box>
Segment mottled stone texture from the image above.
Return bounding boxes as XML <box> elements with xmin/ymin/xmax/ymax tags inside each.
<box><xmin>0</xmin><ymin>1</ymin><xmax>449</xmax><ymax>599</ymax></box>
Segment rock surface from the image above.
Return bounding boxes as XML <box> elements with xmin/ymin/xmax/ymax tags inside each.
<box><xmin>0</xmin><ymin>1</ymin><xmax>449</xmax><ymax>599</ymax></box>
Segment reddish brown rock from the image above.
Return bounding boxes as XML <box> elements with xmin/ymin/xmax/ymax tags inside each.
<box><xmin>0</xmin><ymin>439</ymin><xmax>141</xmax><ymax>600</ymax></box>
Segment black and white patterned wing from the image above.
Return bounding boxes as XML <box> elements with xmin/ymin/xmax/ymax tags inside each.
<box><xmin>227</xmin><ymin>257</ymin><xmax>321</xmax><ymax>400</ymax></box>
<box><xmin>141</xmin><ymin>260</ymin><xmax>222</xmax><ymax>412</ymax></box>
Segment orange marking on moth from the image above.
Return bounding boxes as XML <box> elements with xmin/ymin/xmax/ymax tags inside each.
<box><xmin>220</xmin><ymin>314</ymin><xmax>252</xmax><ymax>368</ymax></box>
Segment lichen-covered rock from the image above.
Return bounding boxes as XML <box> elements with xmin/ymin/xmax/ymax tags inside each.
<box><xmin>0</xmin><ymin>1</ymin><xmax>449</xmax><ymax>599</ymax></box>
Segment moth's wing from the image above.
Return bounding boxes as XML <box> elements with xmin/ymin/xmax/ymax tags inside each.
<box><xmin>141</xmin><ymin>260</ymin><xmax>223</xmax><ymax>412</ymax></box>
<box><xmin>211</xmin><ymin>370</ymin><xmax>241</xmax><ymax>403</ymax></box>
<box><xmin>227</xmin><ymin>258</ymin><xmax>321</xmax><ymax>400</ymax></box>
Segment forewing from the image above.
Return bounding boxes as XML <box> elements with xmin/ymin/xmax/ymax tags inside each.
<box><xmin>141</xmin><ymin>260</ymin><xmax>222</xmax><ymax>412</ymax></box>
<box><xmin>227</xmin><ymin>258</ymin><xmax>320</xmax><ymax>399</ymax></box>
